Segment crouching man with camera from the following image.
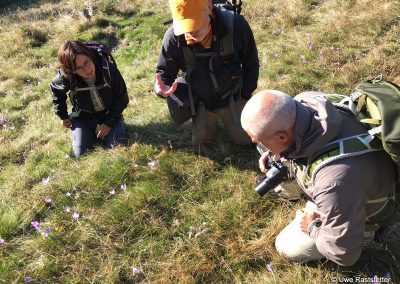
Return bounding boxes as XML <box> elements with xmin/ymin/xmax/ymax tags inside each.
<box><xmin>240</xmin><ymin>90</ymin><xmax>398</xmax><ymax>266</ymax></box>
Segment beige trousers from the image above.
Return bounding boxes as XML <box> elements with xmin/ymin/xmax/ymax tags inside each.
<box><xmin>191</xmin><ymin>99</ymin><xmax>251</xmax><ymax>146</ymax></box>
<box><xmin>275</xmin><ymin>201</ymin><xmax>325</xmax><ymax>263</ymax></box>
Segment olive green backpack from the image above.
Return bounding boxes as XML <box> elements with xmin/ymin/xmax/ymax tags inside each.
<box><xmin>298</xmin><ymin>76</ymin><xmax>400</xmax><ymax>227</ymax></box>
<box><xmin>345</xmin><ymin>76</ymin><xmax>400</xmax><ymax>165</ymax></box>
<box><xmin>303</xmin><ymin>76</ymin><xmax>400</xmax><ymax>187</ymax></box>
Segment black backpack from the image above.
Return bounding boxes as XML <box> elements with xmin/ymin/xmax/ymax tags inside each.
<box><xmin>82</xmin><ymin>41</ymin><xmax>117</xmax><ymax>84</ymax></box>
<box><xmin>68</xmin><ymin>42</ymin><xmax>117</xmax><ymax>116</ymax></box>
<box><xmin>213</xmin><ymin>0</ymin><xmax>242</xmax><ymax>14</ymax></box>
<box><xmin>167</xmin><ymin>3</ymin><xmax>243</xmax><ymax>124</ymax></box>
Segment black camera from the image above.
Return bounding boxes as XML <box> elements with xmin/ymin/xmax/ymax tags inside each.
<box><xmin>255</xmin><ymin>161</ymin><xmax>289</xmax><ymax>197</ymax></box>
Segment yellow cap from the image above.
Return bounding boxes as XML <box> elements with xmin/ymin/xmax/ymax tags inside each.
<box><xmin>169</xmin><ymin>0</ymin><xmax>209</xmax><ymax>35</ymax></box>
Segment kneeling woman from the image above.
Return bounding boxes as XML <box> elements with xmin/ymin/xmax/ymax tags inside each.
<box><xmin>50</xmin><ymin>41</ymin><xmax>129</xmax><ymax>157</ymax></box>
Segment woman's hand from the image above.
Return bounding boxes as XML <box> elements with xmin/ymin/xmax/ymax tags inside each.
<box><xmin>97</xmin><ymin>123</ymin><xmax>111</xmax><ymax>138</ymax></box>
<box><xmin>62</xmin><ymin>119</ymin><xmax>72</xmax><ymax>128</ymax></box>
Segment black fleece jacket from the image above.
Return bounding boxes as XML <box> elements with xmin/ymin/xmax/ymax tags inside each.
<box><xmin>50</xmin><ymin>54</ymin><xmax>129</xmax><ymax>127</ymax></box>
<box><xmin>156</xmin><ymin>6</ymin><xmax>259</xmax><ymax>110</ymax></box>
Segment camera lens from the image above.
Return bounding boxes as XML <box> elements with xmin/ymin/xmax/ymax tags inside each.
<box><xmin>255</xmin><ymin>162</ymin><xmax>288</xmax><ymax>197</ymax></box>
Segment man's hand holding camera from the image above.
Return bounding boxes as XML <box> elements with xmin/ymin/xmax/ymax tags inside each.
<box><xmin>255</xmin><ymin>150</ymin><xmax>289</xmax><ymax>197</ymax></box>
<box><xmin>259</xmin><ymin>151</ymin><xmax>281</xmax><ymax>173</ymax></box>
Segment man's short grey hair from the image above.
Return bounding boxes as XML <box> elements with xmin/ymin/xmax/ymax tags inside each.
<box><xmin>242</xmin><ymin>90</ymin><xmax>296</xmax><ymax>137</ymax></box>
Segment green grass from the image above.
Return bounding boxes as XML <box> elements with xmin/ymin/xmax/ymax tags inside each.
<box><xmin>0</xmin><ymin>0</ymin><xmax>399</xmax><ymax>283</ymax></box>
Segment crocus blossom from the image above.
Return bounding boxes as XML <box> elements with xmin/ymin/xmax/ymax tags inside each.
<box><xmin>148</xmin><ymin>160</ymin><xmax>159</xmax><ymax>171</ymax></box>
<box><xmin>307</xmin><ymin>40</ymin><xmax>313</xmax><ymax>50</ymax></box>
<box><xmin>132</xmin><ymin>267</ymin><xmax>141</xmax><ymax>275</ymax></box>
<box><xmin>41</xmin><ymin>227</ymin><xmax>51</xmax><ymax>238</ymax></box>
<box><xmin>41</xmin><ymin>177</ymin><xmax>50</xmax><ymax>185</ymax></box>
<box><xmin>44</xmin><ymin>197</ymin><xmax>52</xmax><ymax>206</ymax></box>
<box><xmin>31</xmin><ymin>221</ymin><xmax>41</xmax><ymax>232</ymax></box>
<box><xmin>72</xmin><ymin>212</ymin><xmax>79</xmax><ymax>221</ymax></box>
<box><xmin>266</xmin><ymin>263</ymin><xmax>273</xmax><ymax>272</ymax></box>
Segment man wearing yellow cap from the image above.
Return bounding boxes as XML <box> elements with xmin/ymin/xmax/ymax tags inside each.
<box><xmin>155</xmin><ymin>0</ymin><xmax>259</xmax><ymax>146</ymax></box>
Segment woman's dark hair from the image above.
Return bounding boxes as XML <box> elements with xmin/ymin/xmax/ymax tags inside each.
<box><xmin>57</xmin><ymin>41</ymin><xmax>94</xmax><ymax>78</ymax></box>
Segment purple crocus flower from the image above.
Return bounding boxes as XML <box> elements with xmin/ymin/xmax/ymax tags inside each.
<box><xmin>24</xmin><ymin>276</ymin><xmax>33</xmax><ymax>283</ymax></box>
<box><xmin>31</xmin><ymin>221</ymin><xmax>41</xmax><ymax>232</ymax></box>
<box><xmin>121</xmin><ymin>184</ymin><xmax>127</xmax><ymax>191</ymax></box>
<box><xmin>72</xmin><ymin>212</ymin><xmax>79</xmax><ymax>221</ymax></box>
<box><xmin>132</xmin><ymin>267</ymin><xmax>141</xmax><ymax>275</ymax></box>
<box><xmin>0</xmin><ymin>238</ymin><xmax>4</xmax><ymax>245</ymax></box>
<box><xmin>266</xmin><ymin>262</ymin><xmax>273</xmax><ymax>272</ymax></box>
<box><xmin>41</xmin><ymin>177</ymin><xmax>50</xmax><ymax>185</ymax></box>
<box><xmin>385</xmin><ymin>272</ymin><xmax>391</xmax><ymax>281</ymax></box>
<box><xmin>41</xmin><ymin>227</ymin><xmax>51</xmax><ymax>238</ymax></box>
<box><xmin>148</xmin><ymin>160</ymin><xmax>159</xmax><ymax>171</ymax></box>
<box><xmin>65</xmin><ymin>207</ymin><xmax>71</xmax><ymax>213</ymax></box>
<box><xmin>109</xmin><ymin>188</ymin><xmax>115</xmax><ymax>195</ymax></box>
<box><xmin>44</xmin><ymin>197</ymin><xmax>52</xmax><ymax>206</ymax></box>
<box><xmin>307</xmin><ymin>40</ymin><xmax>313</xmax><ymax>50</ymax></box>
<box><xmin>0</xmin><ymin>118</ymin><xmax>7</xmax><ymax>124</ymax></box>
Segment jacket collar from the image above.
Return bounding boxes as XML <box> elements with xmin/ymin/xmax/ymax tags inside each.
<box><xmin>285</xmin><ymin>93</ymin><xmax>343</xmax><ymax>160</ymax></box>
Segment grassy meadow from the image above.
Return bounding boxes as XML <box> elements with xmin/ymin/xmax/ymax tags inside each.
<box><xmin>0</xmin><ymin>0</ymin><xmax>399</xmax><ymax>283</ymax></box>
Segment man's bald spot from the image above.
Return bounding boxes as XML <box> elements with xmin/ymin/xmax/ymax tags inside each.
<box><xmin>241</xmin><ymin>90</ymin><xmax>296</xmax><ymax>138</ymax></box>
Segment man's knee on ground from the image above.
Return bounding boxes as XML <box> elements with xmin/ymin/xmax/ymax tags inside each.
<box><xmin>275</xmin><ymin>221</ymin><xmax>324</xmax><ymax>263</ymax></box>
<box><xmin>230</xmin><ymin>132</ymin><xmax>251</xmax><ymax>145</ymax></box>
<box><xmin>72</xmin><ymin>146</ymin><xmax>87</xmax><ymax>157</ymax></box>
<box><xmin>191</xmin><ymin>132</ymin><xmax>215</xmax><ymax>146</ymax></box>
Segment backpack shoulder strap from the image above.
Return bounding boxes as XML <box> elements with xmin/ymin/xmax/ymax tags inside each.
<box><xmin>300</xmin><ymin>133</ymin><xmax>383</xmax><ymax>188</ymax></box>
<box><xmin>100</xmin><ymin>56</ymin><xmax>112</xmax><ymax>86</ymax></box>
<box><xmin>214</xmin><ymin>5</ymin><xmax>235</xmax><ymax>55</ymax></box>
<box><xmin>182</xmin><ymin>46</ymin><xmax>196</xmax><ymax>116</ymax></box>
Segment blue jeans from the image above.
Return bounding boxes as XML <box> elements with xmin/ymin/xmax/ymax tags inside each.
<box><xmin>71</xmin><ymin>116</ymin><xmax>127</xmax><ymax>157</ymax></box>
